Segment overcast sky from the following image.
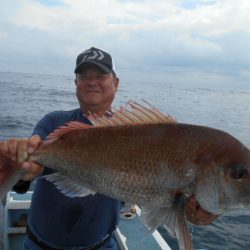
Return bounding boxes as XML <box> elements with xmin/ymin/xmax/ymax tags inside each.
<box><xmin>0</xmin><ymin>0</ymin><xmax>250</xmax><ymax>88</ymax></box>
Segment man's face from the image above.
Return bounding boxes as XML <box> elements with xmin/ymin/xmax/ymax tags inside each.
<box><xmin>75</xmin><ymin>65</ymin><xmax>119</xmax><ymax>113</ymax></box>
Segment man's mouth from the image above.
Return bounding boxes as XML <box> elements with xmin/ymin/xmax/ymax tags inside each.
<box><xmin>86</xmin><ymin>90</ymin><xmax>101</xmax><ymax>94</ymax></box>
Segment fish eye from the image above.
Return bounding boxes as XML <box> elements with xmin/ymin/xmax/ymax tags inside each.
<box><xmin>229</xmin><ymin>164</ymin><xmax>248</xmax><ymax>180</ymax></box>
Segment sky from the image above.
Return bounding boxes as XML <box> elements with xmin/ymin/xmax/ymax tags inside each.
<box><xmin>0</xmin><ymin>0</ymin><xmax>250</xmax><ymax>89</ymax></box>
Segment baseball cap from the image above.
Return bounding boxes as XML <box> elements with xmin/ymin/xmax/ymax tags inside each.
<box><xmin>74</xmin><ymin>47</ymin><xmax>116</xmax><ymax>75</ymax></box>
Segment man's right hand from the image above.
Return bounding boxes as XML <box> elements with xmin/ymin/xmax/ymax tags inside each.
<box><xmin>0</xmin><ymin>135</ymin><xmax>44</xmax><ymax>181</ymax></box>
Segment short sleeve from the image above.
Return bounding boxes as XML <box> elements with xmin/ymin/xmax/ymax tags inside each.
<box><xmin>32</xmin><ymin>112</ymin><xmax>59</xmax><ymax>140</ymax></box>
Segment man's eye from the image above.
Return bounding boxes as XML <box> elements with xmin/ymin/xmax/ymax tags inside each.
<box><xmin>97</xmin><ymin>75</ymin><xmax>106</xmax><ymax>80</ymax></box>
<box><xmin>78</xmin><ymin>76</ymin><xmax>88</xmax><ymax>81</ymax></box>
<box><xmin>77</xmin><ymin>74</ymin><xmax>108</xmax><ymax>81</ymax></box>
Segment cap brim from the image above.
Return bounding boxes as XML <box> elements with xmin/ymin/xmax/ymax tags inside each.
<box><xmin>74</xmin><ymin>61</ymin><xmax>113</xmax><ymax>74</ymax></box>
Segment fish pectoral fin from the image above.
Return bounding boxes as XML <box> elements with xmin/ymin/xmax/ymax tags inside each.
<box><xmin>164</xmin><ymin>194</ymin><xmax>193</xmax><ymax>250</ymax></box>
<box><xmin>140</xmin><ymin>205</ymin><xmax>171</xmax><ymax>234</ymax></box>
<box><xmin>163</xmin><ymin>209</ymin><xmax>193</xmax><ymax>250</ymax></box>
<box><xmin>43</xmin><ymin>173</ymin><xmax>96</xmax><ymax>198</ymax></box>
<box><xmin>141</xmin><ymin>194</ymin><xmax>193</xmax><ymax>250</ymax></box>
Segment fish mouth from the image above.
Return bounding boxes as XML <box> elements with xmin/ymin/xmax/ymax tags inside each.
<box><xmin>185</xmin><ymin>195</ymin><xmax>219</xmax><ymax>225</ymax></box>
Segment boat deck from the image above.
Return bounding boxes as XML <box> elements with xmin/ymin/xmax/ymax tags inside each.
<box><xmin>117</xmin><ymin>210</ymin><xmax>171</xmax><ymax>250</ymax></box>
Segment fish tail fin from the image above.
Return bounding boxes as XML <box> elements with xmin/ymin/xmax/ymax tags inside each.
<box><xmin>0</xmin><ymin>151</ymin><xmax>21</xmax><ymax>201</ymax></box>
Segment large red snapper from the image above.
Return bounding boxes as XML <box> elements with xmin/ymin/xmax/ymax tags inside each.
<box><xmin>0</xmin><ymin>101</ymin><xmax>250</xmax><ymax>250</ymax></box>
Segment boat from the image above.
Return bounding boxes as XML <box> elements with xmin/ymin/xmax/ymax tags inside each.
<box><xmin>0</xmin><ymin>191</ymin><xmax>172</xmax><ymax>250</ymax></box>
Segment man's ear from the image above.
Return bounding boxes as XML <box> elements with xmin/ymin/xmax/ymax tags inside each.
<box><xmin>114</xmin><ymin>77</ymin><xmax>119</xmax><ymax>90</ymax></box>
<box><xmin>74</xmin><ymin>79</ymin><xmax>77</xmax><ymax>86</ymax></box>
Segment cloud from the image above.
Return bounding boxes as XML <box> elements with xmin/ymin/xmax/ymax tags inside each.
<box><xmin>0</xmin><ymin>31</ymin><xmax>7</xmax><ymax>40</ymax></box>
<box><xmin>0</xmin><ymin>0</ymin><xmax>249</xmax><ymax>88</ymax></box>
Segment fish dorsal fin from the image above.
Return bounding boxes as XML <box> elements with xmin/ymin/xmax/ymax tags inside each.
<box><xmin>45</xmin><ymin>100</ymin><xmax>176</xmax><ymax>144</ymax></box>
<box><xmin>88</xmin><ymin>100</ymin><xmax>176</xmax><ymax>127</ymax></box>
<box><xmin>45</xmin><ymin>121</ymin><xmax>92</xmax><ymax>144</ymax></box>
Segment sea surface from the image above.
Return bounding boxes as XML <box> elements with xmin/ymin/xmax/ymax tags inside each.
<box><xmin>0</xmin><ymin>71</ymin><xmax>250</xmax><ymax>250</ymax></box>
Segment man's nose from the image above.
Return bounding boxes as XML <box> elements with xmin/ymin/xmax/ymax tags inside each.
<box><xmin>86</xmin><ymin>76</ymin><xmax>99</xmax><ymax>85</ymax></box>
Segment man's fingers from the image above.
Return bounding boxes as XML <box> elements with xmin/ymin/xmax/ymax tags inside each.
<box><xmin>8</xmin><ymin>138</ymin><xmax>18</xmax><ymax>161</ymax></box>
<box><xmin>17</xmin><ymin>139</ymin><xmax>29</xmax><ymax>163</ymax></box>
<box><xmin>0</xmin><ymin>136</ymin><xmax>43</xmax><ymax>180</ymax></box>
<box><xmin>0</xmin><ymin>135</ymin><xmax>41</xmax><ymax>161</ymax></box>
<box><xmin>27</xmin><ymin>135</ymin><xmax>41</xmax><ymax>154</ymax></box>
<box><xmin>22</xmin><ymin>161</ymin><xmax>44</xmax><ymax>175</ymax></box>
<box><xmin>0</xmin><ymin>141</ymin><xmax>9</xmax><ymax>155</ymax></box>
<box><xmin>21</xmin><ymin>162</ymin><xmax>44</xmax><ymax>181</ymax></box>
<box><xmin>21</xmin><ymin>173</ymin><xmax>37</xmax><ymax>182</ymax></box>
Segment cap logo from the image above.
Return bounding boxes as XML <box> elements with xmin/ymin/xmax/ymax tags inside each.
<box><xmin>82</xmin><ymin>49</ymin><xmax>105</xmax><ymax>62</ymax></box>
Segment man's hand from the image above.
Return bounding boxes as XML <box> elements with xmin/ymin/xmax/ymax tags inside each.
<box><xmin>185</xmin><ymin>196</ymin><xmax>219</xmax><ymax>225</ymax></box>
<box><xmin>0</xmin><ymin>135</ymin><xmax>44</xmax><ymax>181</ymax></box>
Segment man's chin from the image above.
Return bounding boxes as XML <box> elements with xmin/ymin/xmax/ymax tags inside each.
<box><xmin>83</xmin><ymin>97</ymin><xmax>102</xmax><ymax>106</ymax></box>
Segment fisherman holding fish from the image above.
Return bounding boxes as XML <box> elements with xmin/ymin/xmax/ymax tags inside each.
<box><xmin>0</xmin><ymin>47</ymin><xmax>224</xmax><ymax>250</ymax></box>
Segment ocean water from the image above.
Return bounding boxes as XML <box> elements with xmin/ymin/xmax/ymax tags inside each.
<box><xmin>0</xmin><ymin>71</ymin><xmax>250</xmax><ymax>249</ymax></box>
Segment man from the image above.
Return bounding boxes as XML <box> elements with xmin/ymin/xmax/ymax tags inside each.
<box><xmin>9</xmin><ymin>47</ymin><xmax>121</xmax><ymax>250</ymax></box>
<box><xmin>1</xmin><ymin>47</ymin><xmax>217</xmax><ymax>250</ymax></box>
